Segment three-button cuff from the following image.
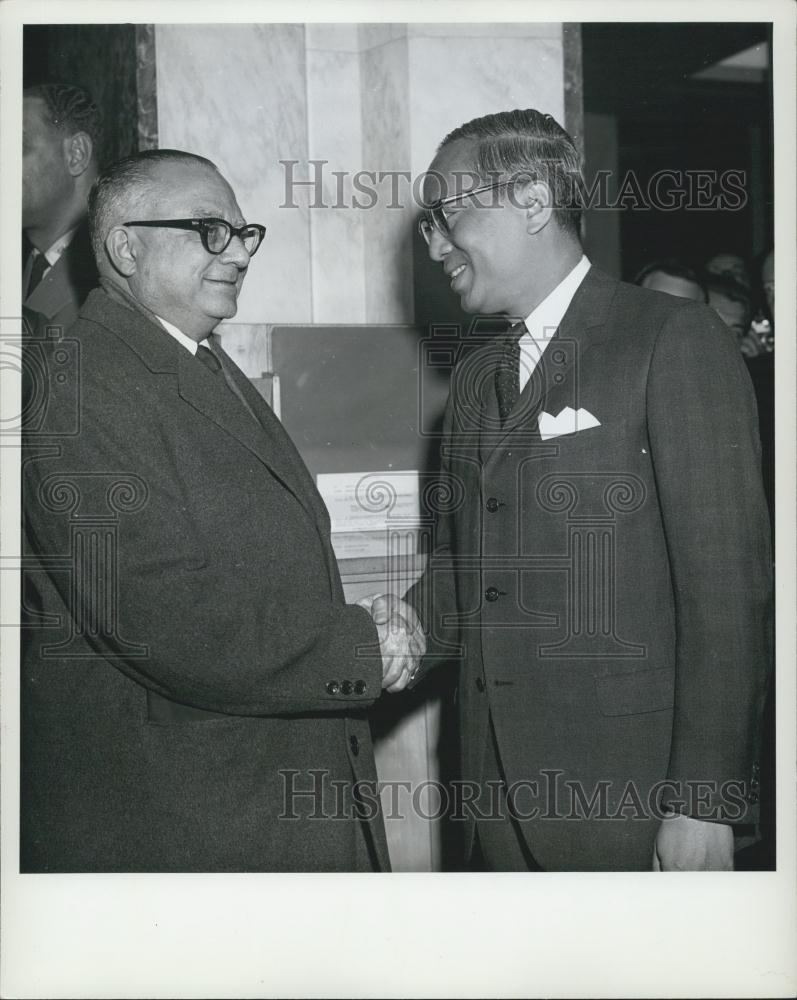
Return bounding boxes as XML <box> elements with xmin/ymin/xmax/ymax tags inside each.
<box><xmin>326</xmin><ymin>679</ymin><xmax>367</xmax><ymax>696</ymax></box>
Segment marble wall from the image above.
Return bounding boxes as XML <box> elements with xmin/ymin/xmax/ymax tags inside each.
<box><xmin>156</xmin><ymin>23</ymin><xmax>312</xmax><ymax>333</ymax></box>
<box><xmin>154</xmin><ymin>22</ymin><xmax>567</xmax><ymax>345</ymax></box>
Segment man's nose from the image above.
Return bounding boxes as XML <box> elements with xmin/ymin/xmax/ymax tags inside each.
<box><xmin>427</xmin><ymin>227</ymin><xmax>452</xmax><ymax>263</ymax></box>
<box><xmin>221</xmin><ymin>235</ymin><xmax>251</xmax><ymax>268</ymax></box>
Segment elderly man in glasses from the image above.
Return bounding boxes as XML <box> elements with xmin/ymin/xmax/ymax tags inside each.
<box><xmin>378</xmin><ymin>109</ymin><xmax>772</xmax><ymax>872</ymax></box>
<box><xmin>21</xmin><ymin>149</ymin><xmax>415</xmax><ymax>872</ymax></box>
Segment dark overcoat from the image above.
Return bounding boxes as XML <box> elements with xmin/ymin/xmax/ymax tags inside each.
<box><xmin>21</xmin><ymin>288</ymin><xmax>390</xmax><ymax>872</ymax></box>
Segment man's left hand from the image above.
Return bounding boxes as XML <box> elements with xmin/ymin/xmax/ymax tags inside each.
<box><xmin>653</xmin><ymin>813</ymin><xmax>734</xmax><ymax>871</ymax></box>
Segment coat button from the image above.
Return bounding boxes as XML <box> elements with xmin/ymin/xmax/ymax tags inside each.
<box><xmin>485</xmin><ymin>497</ymin><xmax>500</xmax><ymax>513</ymax></box>
<box><xmin>341</xmin><ymin>680</ymin><xmax>354</xmax><ymax>695</ymax></box>
<box><xmin>476</xmin><ymin>677</ymin><xmax>486</xmax><ymax>692</ymax></box>
<box><xmin>354</xmin><ymin>679</ymin><xmax>367</xmax><ymax>695</ymax></box>
<box><xmin>326</xmin><ymin>681</ymin><xmax>339</xmax><ymax>695</ymax></box>
<box><xmin>747</xmin><ymin>790</ymin><xmax>759</xmax><ymax>805</ymax></box>
<box><xmin>349</xmin><ymin>735</ymin><xmax>360</xmax><ymax>756</ymax></box>
<box><xmin>485</xmin><ymin>586</ymin><xmax>500</xmax><ymax>602</ymax></box>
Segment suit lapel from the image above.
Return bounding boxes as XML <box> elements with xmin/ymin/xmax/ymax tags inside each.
<box><xmin>25</xmin><ymin>224</ymin><xmax>97</xmax><ymax>320</ymax></box>
<box><xmin>177</xmin><ymin>347</ymin><xmax>325</xmax><ymax>525</ymax></box>
<box><xmin>81</xmin><ymin>290</ymin><xmax>323</xmax><ymax>525</ymax></box>
<box><xmin>208</xmin><ymin>336</ymin><xmax>330</xmax><ymax>523</ymax></box>
<box><xmin>26</xmin><ymin>252</ymin><xmax>75</xmax><ymax>319</ymax></box>
<box><xmin>481</xmin><ymin>267</ymin><xmax>619</xmax><ymax>457</ymax></box>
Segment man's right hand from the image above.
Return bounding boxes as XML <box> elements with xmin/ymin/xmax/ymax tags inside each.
<box><xmin>356</xmin><ymin>593</ymin><xmax>426</xmax><ymax>693</ymax></box>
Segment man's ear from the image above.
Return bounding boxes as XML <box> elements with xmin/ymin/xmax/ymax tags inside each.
<box><xmin>518</xmin><ymin>180</ymin><xmax>554</xmax><ymax>235</ymax></box>
<box><xmin>105</xmin><ymin>225</ymin><xmax>138</xmax><ymax>277</ymax></box>
<box><xmin>63</xmin><ymin>131</ymin><xmax>93</xmax><ymax>178</ymax></box>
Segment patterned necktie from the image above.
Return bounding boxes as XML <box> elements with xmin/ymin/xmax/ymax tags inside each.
<box><xmin>25</xmin><ymin>250</ymin><xmax>49</xmax><ymax>297</ymax></box>
<box><xmin>495</xmin><ymin>321</ymin><xmax>527</xmax><ymax>425</ymax></box>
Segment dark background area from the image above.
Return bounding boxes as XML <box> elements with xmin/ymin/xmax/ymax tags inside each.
<box><xmin>23</xmin><ymin>23</ymin><xmax>151</xmax><ymax>165</ymax></box>
<box><xmin>582</xmin><ymin>22</ymin><xmax>773</xmax><ymax>278</ymax></box>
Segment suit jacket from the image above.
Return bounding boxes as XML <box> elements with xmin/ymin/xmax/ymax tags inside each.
<box><xmin>23</xmin><ymin>222</ymin><xmax>98</xmax><ymax>334</ymax></box>
<box><xmin>21</xmin><ymin>287</ymin><xmax>390</xmax><ymax>873</ymax></box>
<box><xmin>408</xmin><ymin>266</ymin><xmax>773</xmax><ymax>871</ymax></box>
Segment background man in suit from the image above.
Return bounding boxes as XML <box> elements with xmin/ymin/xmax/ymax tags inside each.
<box><xmin>22</xmin><ymin>83</ymin><xmax>100</xmax><ymax>332</ymax></box>
<box><xmin>377</xmin><ymin>108</ymin><xmax>772</xmax><ymax>871</ymax></box>
<box><xmin>21</xmin><ymin>149</ymin><xmax>422</xmax><ymax>872</ymax></box>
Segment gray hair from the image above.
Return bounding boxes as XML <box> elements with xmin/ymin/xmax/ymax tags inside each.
<box><xmin>87</xmin><ymin>149</ymin><xmax>219</xmax><ymax>264</ymax></box>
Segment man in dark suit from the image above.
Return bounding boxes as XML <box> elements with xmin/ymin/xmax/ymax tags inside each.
<box><xmin>22</xmin><ymin>83</ymin><xmax>100</xmax><ymax>332</ymax></box>
<box><xmin>21</xmin><ymin>149</ymin><xmax>421</xmax><ymax>872</ymax></box>
<box><xmin>377</xmin><ymin>109</ymin><xmax>772</xmax><ymax>871</ymax></box>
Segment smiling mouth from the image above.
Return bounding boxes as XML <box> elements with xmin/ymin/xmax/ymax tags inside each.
<box><xmin>448</xmin><ymin>264</ymin><xmax>467</xmax><ymax>288</ymax></box>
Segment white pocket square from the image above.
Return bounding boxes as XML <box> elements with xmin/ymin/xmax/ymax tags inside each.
<box><xmin>538</xmin><ymin>406</ymin><xmax>601</xmax><ymax>441</ymax></box>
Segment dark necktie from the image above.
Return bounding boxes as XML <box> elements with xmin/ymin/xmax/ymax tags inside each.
<box><xmin>25</xmin><ymin>250</ymin><xmax>49</xmax><ymax>298</ymax></box>
<box><xmin>195</xmin><ymin>338</ymin><xmax>263</xmax><ymax>425</ymax></box>
<box><xmin>495</xmin><ymin>321</ymin><xmax>526</xmax><ymax>425</ymax></box>
<box><xmin>196</xmin><ymin>343</ymin><xmax>222</xmax><ymax>374</ymax></box>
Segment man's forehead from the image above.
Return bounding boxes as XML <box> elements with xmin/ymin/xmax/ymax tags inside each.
<box><xmin>22</xmin><ymin>96</ymin><xmax>51</xmax><ymax>133</ymax></box>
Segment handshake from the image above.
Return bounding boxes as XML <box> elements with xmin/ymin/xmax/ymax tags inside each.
<box><xmin>357</xmin><ymin>593</ymin><xmax>427</xmax><ymax>694</ymax></box>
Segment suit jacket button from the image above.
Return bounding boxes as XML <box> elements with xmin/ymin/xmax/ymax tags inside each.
<box><xmin>349</xmin><ymin>735</ymin><xmax>360</xmax><ymax>756</ymax></box>
<box><xmin>354</xmin><ymin>679</ymin><xmax>367</xmax><ymax>695</ymax></box>
<box><xmin>326</xmin><ymin>681</ymin><xmax>339</xmax><ymax>695</ymax></box>
<box><xmin>476</xmin><ymin>677</ymin><xmax>486</xmax><ymax>692</ymax></box>
<box><xmin>485</xmin><ymin>497</ymin><xmax>500</xmax><ymax>513</ymax></box>
<box><xmin>485</xmin><ymin>586</ymin><xmax>500</xmax><ymax>602</ymax></box>
<box><xmin>341</xmin><ymin>680</ymin><xmax>354</xmax><ymax>695</ymax></box>
<box><xmin>747</xmin><ymin>791</ymin><xmax>759</xmax><ymax>804</ymax></box>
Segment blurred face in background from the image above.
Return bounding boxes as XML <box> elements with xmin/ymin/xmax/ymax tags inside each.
<box><xmin>705</xmin><ymin>253</ymin><xmax>750</xmax><ymax>291</ymax></box>
<box><xmin>708</xmin><ymin>289</ymin><xmax>750</xmax><ymax>344</ymax></box>
<box><xmin>22</xmin><ymin>95</ymin><xmax>73</xmax><ymax>232</ymax></box>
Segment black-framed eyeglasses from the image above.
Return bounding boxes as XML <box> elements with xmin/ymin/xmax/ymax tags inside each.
<box><xmin>123</xmin><ymin>218</ymin><xmax>267</xmax><ymax>256</ymax></box>
<box><xmin>418</xmin><ymin>180</ymin><xmax>514</xmax><ymax>245</ymax></box>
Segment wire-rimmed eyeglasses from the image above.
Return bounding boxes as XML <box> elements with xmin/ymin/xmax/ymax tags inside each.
<box><xmin>123</xmin><ymin>218</ymin><xmax>267</xmax><ymax>256</ymax></box>
<box><xmin>418</xmin><ymin>180</ymin><xmax>514</xmax><ymax>245</ymax></box>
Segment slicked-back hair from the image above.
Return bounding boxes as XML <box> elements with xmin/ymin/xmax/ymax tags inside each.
<box><xmin>440</xmin><ymin>109</ymin><xmax>584</xmax><ymax>238</ymax></box>
<box><xmin>24</xmin><ymin>83</ymin><xmax>102</xmax><ymax>159</ymax></box>
<box><xmin>87</xmin><ymin>149</ymin><xmax>219</xmax><ymax>264</ymax></box>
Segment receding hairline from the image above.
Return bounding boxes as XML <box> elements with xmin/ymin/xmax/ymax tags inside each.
<box><xmin>88</xmin><ymin>150</ymin><xmax>231</xmax><ymax>264</ymax></box>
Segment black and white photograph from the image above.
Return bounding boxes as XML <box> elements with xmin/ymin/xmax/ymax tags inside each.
<box><xmin>1</xmin><ymin>0</ymin><xmax>794</xmax><ymax>996</ymax></box>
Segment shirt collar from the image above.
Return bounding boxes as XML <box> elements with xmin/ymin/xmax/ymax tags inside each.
<box><xmin>38</xmin><ymin>227</ymin><xmax>78</xmax><ymax>268</ymax></box>
<box><xmin>521</xmin><ymin>255</ymin><xmax>591</xmax><ymax>342</ymax></box>
<box><xmin>154</xmin><ymin>315</ymin><xmax>208</xmax><ymax>356</ymax></box>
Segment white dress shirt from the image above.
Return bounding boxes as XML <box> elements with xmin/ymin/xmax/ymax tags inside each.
<box><xmin>155</xmin><ymin>315</ymin><xmax>209</xmax><ymax>355</ymax></box>
<box><xmin>518</xmin><ymin>255</ymin><xmax>591</xmax><ymax>393</ymax></box>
